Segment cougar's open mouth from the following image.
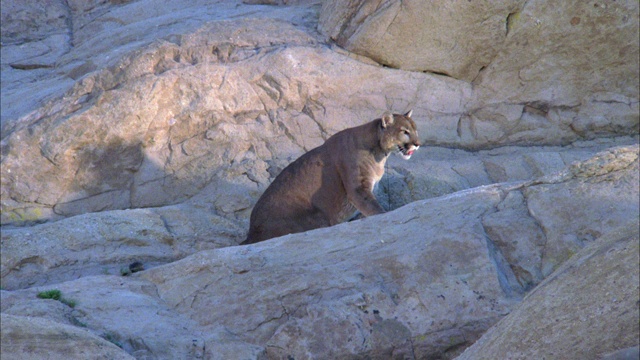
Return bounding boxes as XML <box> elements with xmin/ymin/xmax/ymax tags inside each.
<box><xmin>397</xmin><ymin>144</ymin><xmax>419</xmax><ymax>160</ymax></box>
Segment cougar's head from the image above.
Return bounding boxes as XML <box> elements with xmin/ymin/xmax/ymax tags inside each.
<box><xmin>379</xmin><ymin>110</ymin><xmax>421</xmax><ymax>160</ymax></box>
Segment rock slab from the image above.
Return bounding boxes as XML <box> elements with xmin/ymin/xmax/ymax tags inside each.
<box><xmin>2</xmin><ymin>0</ymin><xmax>638</xmax><ymax>227</ymax></box>
<box><xmin>1</xmin><ymin>146</ymin><xmax>638</xmax><ymax>359</ymax></box>
<box><xmin>457</xmin><ymin>224</ymin><xmax>640</xmax><ymax>360</ymax></box>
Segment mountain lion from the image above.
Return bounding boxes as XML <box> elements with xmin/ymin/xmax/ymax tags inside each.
<box><xmin>241</xmin><ymin>110</ymin><xmax>420</xmax><ymax>244</ymax></box>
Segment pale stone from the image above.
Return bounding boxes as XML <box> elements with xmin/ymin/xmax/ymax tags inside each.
<box><xmin>319</xmin><ymin>0</ymin><xmax>524</xmax><ymax>82</ymax></box>
<box><xmin>2</xmin><ymin>0</ymin><xmax>637</xmax><ymax>224</ymax></box>
<box><xmin>0</xmin><ymin>1</ymin><xmax>638</xmax><ymax>357</ymax></box>
<box><xmin>457</xmin><ymin>224</ymin><xmax>640</xmax><ymax>360</ymax></box>
<box><xmin>0</xmin><ymin>313</ymin><xmax>134</xmax><ymax>359</ymax></box>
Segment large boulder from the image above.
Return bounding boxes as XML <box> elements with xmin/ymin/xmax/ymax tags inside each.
<box><xmin>0</xmin><ymin>0</ymin><xmax>321</xmax><ymax>128</ymax></box>
<box><xmin>319</xmin><ymin>0</ymin><xmax>524</xmax><ymax>81</ymax></box>
<box><xmin>1</xmin><ymin>1</ymin><xmax>638</xmax><ymax>358</ymax></box>
<box><xmin>0</xmin><ymin>14</ymin><xmax>472</xmax><ymax>226</ymax></box>
<box><xmin>319</xmin><ymin>0</ymin><xmax>639</xmax><ymax>91</ymax></box>
<box><xmin>320</xmin><ymin>0</ymin><xmax>639</xmax><ymax>146</ymax></box>
<box><xmin>0</xmin><ymin>35</ymin><xmax>469</xmax><ymax>225</ymax></box>
<box><xmin>0</xmin><ymin>205</ymin><xmax>243</xmax><ymax>290</ymax></box>
<box><xmin>457</xmin><ymin>224</ymin><xmax>640</xmax><ymax>360</ymax></box>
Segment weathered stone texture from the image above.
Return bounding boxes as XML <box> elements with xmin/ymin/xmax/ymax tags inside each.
<box><xmin>1</xmin><ymin>1</ymin><xmax>638</xmax><ymax>358</ymax></box>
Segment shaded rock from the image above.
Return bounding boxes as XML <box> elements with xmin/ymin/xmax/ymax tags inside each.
<box><xmin>3</xmin><ymin>297</ymin><xmax>81</xmax><ymax>328</ymax></box>
<box><xmin>1</xmin><ymin>278</ymin><xmax>267</xmax><ymax>359</ymax></box>
<box><xmin>140</xmin><ymin>146</ymin><xmax>637</xmax><ymax>359</ymax></box>
<box><xmin>481</xmin><ymin>190</ymin><xmax>546</xmax><ymax>291</ymax></box>
<box><xmin>0</xmin><ymin>0</ymin><xmax>70</xmax><ymax>46</ymax></box>
<box><xmin>122</xmin><ymin>184</ymin><xmax>523</xmax><ymax>359</ymax></box>
<box><xmin>601</xmin><ymin>347</ymin><xmax>640</xmax><ymax>360</ymax></box>
<box><xmin>456</xmin><ymin>223</ymin><xmax>640</xmax><ymax>360</ymax></box>
<box><xmin>0</xmin><ymin>313</ymin><xmax>134</xmax><ymax>360</ymax></box>
<box><xmin>376</xmin><ymin>137</ymin><xmax>637</xmax><ymax>212</ymax></box>
<box><xmin>478</xmin><ymin>145</ymin><xmax>639</xmax><ymax>289</ymax></box>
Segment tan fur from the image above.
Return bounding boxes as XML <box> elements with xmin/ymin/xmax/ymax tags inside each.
<box><xmin>241</xmin><ymin>111</ymin><xmax>420</xmax><ymax>244</ymax></box>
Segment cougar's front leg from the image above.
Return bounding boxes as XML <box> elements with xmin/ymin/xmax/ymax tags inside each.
<box><xmin>344</xmin><ymin>173</ymin><xmax>385</xmax><ymax>217</ymax></box>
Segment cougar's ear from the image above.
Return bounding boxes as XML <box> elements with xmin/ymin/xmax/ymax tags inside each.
<box><xmin>381</xmin><ymin>111</ymin><xmax>394</xmax><ymax>128</ymax></box>
<box><xmin>404</xmin><ymin>109</ymin><xmax>413</xmax><ymax>118</ymax></box>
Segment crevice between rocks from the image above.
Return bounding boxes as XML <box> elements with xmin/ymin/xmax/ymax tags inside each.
<box><xmin>479</xmin><ymin>189</ymin><xmax>525</xmax><ymax>299</ymax></box>
<box><xmin>520</xmin><ymin>185</ymin><xmax>550</xmax><ymax>264</ymax></box>
<box><xmin>505</xmin><ymin>11</ymin><xmax>519</xmax><ymax>36</ymax></box>
<box><xmin>9</xmin><ymin>63</ymin><xmax>55</xmax><ymax>70</ymax></box>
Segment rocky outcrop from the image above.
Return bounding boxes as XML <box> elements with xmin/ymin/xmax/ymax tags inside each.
<box><xmin>3</xmin><ymin>141</ymin><xmax>636</xmax><ymax>290</ymax></box>
<box><xmin>0</xmin><ymin>205</ymin><xmax>243</xmax><ymax>290</ymax></box>
<box><xmin>0</xmin><ymin>0</ymin><xmax>321</xmax><ymax>128</ymax></box>
<box><xmin>457</xmin><ymin>224</ymin><xmax>640</xmax><ymax>360</ymax></box>
<box><xmin>320</xmin><ymin>0</ymin><xmax>639</xmax><ymax>145</ymax></box>
<box><xmin>2</xmin><ymin>0</ymin><xmax>638</xmax><ymax>227</ymax></box>
<box><xmin>0</xmin><ymin>313</ymin><xmax>135</xmax><ymax>360</ymax></box>
<box><xmin>0</xmin><ymin>6</ymin><xmax>470</xmax><ymax>226</ymax></box>
<box><xmin>319</xmin><ymin>0</ymin><xmax>639</xmax><ymax>91</ymax></box>
<box><xmin>1</xmin><ymin>1</ymin><xmax>638</xmax><ymax>359</ymax></box>
<box><xmin>2</xmin><ymin>147</ymin><xmax>638</xmax><ymax>359</ymax></box>
<box><xmin>319</xmin><ymin>0</ymin><xmax>524</xmax><ymax>81</ymax></box>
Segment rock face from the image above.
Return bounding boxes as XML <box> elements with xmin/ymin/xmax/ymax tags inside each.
<box><xmin>0</xmin><ymin>313</ymin><xmax>135</xmax><ymax>360</ymax></box>
<box><xmin>2</xmin><ymin>141</ymin><xmax>636</xmax><ymax>291</ymax></box>
<box><xmin>320</xmin><ymin>0</ymin><xmax>639</xmax><ymax>145</ymax></box>
<box><xmin>0</xmin><ymin>206</ymin><xmax>243</xmax><ymax>290</ymax></box>
<box><xmin>1</xmin><ymin>0</ymin><xmax>639</xmax><ymax>359</ymax></box>
<box><xmin>457</xmin><ymin>224</ymin><xmax>640</xmax><ymax>360</ymax></box>
<box><xmin>2</xmin><ymin>147</ymin><xmax>638</xmax><ymax>359</ymax></box>
<box><xmin>2</xmin><ymin>0</ymin><xmax>638</xmax><ymax>227</ymax></box>
<box><xmin>319</xmin><ymin>0</ymin><xmax>639</xmax><ymax>92</ymax></box>
<box><xmin>319</xmin><ymin>0</ymin><xmax>524</xmax><ymax>81</ymax></box>
<box><xmin>0</xmin><ymin>6</ymin><xmax>471</xmax><ymax>226</ymax></box>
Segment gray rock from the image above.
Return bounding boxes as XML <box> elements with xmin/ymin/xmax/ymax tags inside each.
<box><xmin>601</xmin><ymin>347</ymin><xmax>640</xmax><ymax>360</ymax></box>
<box><xmin>319</xmin><ymin>0</ymin><xmax>639</xmax><ymax>147</ymax></box>
<box><xmin>2</xmin><ymin>0</ymin><xmax>638</xmax><ymax>225</ymax></box>
<box><xmin>0</xmin><ymin>2</ymin><xmax>638</xmax><ymax>357</ymax></box>
<box><xmin>527</xmin><ymin>145</ymin><xmax>640</xmax><ymax>276</ymax></box>
<box><xmin>1</xmin><ymin>205</ymin><xmax>243</xmax><ymax>290</ymax></box>
<box><xmin>0</xmin><ymin>313</ymin><xmax>134</xmax><ymax>360</ymax></box>
<box><xmin>319</xmin><ymin>0</ymin><xmax>524</xmax><ymax>81</ymax></box>
<box><xmin>481</xmin><ymin>190</ymin><xmax>546</xmax><ymax>291</ymax></box>
<box><xmin>0</xmin><ymin>12</ymin><xmax>471</xmax><ymax>226</ymax></box>
<box><xmin>456</xmin><ymin>223</ymin><xmax>640</xmax><ymax>360</ymax></box>
<box><xmin>3</xmin><ymin>142</ymin><xmax>635</xmax><ymax>291</ymax></box>
<box><xmin>0</xmin><ymin>0</ymin><xmax>70</xmax><ymax>46</ymax></box>
<box><xmin>1</xmin><ymin>146</ymin><xmax>637</xmax><ymax>359</ymax></box>
<box><xmin>377</xmin><ymin>137</ymin><xmax>638</xmax><ymax>212</ymax></box>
